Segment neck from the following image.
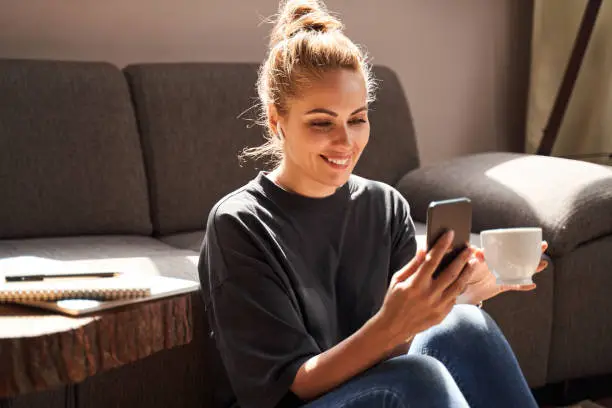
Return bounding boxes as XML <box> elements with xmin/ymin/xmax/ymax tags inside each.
<box><xmin>268</xmin><ymin>162</ymin><xmax>337</xmax><ymax>198</ymax></box>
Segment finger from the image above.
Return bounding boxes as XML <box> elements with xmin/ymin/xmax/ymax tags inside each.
<box><xmin>499</xmin><ymin>283</ymin><xmax>537</xmax><ymax>292</ymax></box>
<box><xmin>469</xmin><ymin>245</ymin><xmax>485</xmax><ymax>262</ymax></box>
<box><xmin>535</xmin><ymin>259</ymin><xmax>549</xmax><ymax>273</ymax></box>
<box><xmin>541</xmin><ymin>241</ymin><xmax>548</xmax><ymax>253</ymax></box>
<box><xmin>393</xmin><ymin>249</ymin><xmax>426</xmax><ymax>283</ymax></box>
<box><xmin>434</xmin><ymin>247</ymin><xmax>473</xmax><ymax>291</ymax></box>
<box><xmin>415</xmin><ymin>230</ymin><xmax>455</xmax><ymax>281</ymax></box>
<box><xmin>443</xmin><ymin>258</ymin><xmax>478</xmax><ymax>298</ymax></box>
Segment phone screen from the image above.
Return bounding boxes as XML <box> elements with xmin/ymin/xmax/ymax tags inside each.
<box><xmin>426</xmin><ymin>198</ymin><xmax>472</xmax><ymax>279</ymax></box>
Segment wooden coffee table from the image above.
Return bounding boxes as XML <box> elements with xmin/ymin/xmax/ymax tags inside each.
<box><xmin>0</xmin><ymin>292</ymin><xmax>194</xmax><ymax>408</ymax></box>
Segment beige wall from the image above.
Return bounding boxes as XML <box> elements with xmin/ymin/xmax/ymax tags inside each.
<box><xmin>0</xmin><ymin>0</ymin><xmax>532</xmax><ymax>165</ymax></box>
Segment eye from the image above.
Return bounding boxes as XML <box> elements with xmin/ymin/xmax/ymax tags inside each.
<box><xmin>310</xmin><ymin>121</ymin><xmax>333</xmax><ymax>128</ymax></box>
<box><xmin>349</xmin><ymin>118</ymin><xmax>367</xmax><ymax>125</ymax></box>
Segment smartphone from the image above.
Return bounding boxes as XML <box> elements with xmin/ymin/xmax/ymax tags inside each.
<box><xmin>426</xmin><ymin>197</ymin><xmax>472</xmax><ymax>279</ymax></box>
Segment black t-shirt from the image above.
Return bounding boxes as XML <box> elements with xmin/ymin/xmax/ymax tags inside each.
<box><xmin>198</xmin><ymin>172</ymin><xmax>417</xmax><ymax>408</ymax></box>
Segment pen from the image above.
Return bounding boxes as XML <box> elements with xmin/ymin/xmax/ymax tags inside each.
<box><xmin>4</xmin><ymin>272</ymin><xmax>122</xmax><ymax>282</ymax></box>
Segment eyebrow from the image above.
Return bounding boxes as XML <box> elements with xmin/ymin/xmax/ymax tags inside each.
<box><xmin>305</xmin><ymin>106</ymin><xmax>368</xmax><ymax>116</ymax></box>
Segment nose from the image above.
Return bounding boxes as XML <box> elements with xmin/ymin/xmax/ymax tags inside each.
<box><xmin>334</xmin><ymin>125</ymin><xmax>352</xmax><ymax>147</ymax></box>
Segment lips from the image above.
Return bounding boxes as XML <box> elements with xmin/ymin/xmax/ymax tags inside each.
<box><xmin>320</xmin><ymin>154</ymin><xmax>351</xmax><ymax>168</ymax></box>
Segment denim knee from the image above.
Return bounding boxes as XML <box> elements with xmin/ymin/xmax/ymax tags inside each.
<box><xmin>369</xmin><ymin>355</ymin><xmax>466</xmax><ymax>404</ymax></box>
<box><xmin>444</xmin><ymin>304</ymin><xmax>497</xmax><ymax>338</ymax></box>
<box><xmin>411</xmin><ymin>304</ymin><xmax>506</xmax><ymax>358</ymax></box>
<box><xmin>304</xmin><ymin>355</ymin><xmax>469</xmax><ymax>408</ymax></box>
<box><xmin>406</xmin><ymin>306</ymin><xmax>536</xmax><ymax>408</ymax></box>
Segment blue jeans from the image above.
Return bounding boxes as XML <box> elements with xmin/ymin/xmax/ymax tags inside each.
<box><xmin>304</xmin><ymin>305</ymin><xmax>538</xmax><ymax>408</ymax></box>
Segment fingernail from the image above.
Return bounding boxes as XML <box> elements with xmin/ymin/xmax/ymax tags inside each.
<box><xmin>447</xmin><ymin>230</ymin><xmax>455</xmax><ymax>241</ymax></box>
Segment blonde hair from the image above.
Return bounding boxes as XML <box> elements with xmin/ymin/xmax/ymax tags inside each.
<box><xmin>240</xmin><ymin>0</ymin><xmax>375</xmax><ymax>165</ymax></box>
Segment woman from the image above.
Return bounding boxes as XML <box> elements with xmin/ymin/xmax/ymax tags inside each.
<box><xmin>199</xmin><ymin>1</ymin><xmax>548</xmax><ymax>407</ymax></box>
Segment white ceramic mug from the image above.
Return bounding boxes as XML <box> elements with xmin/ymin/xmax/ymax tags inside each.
<box><xmin>480</xmin><ymin>227</ymin><xmax>543</xmax><ymax>285</ymax></box>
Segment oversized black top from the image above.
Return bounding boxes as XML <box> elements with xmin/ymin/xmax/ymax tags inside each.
<box><xmin>199</xmin><ymin>172</ymin><xmax>417</xmax><ymax>408</ymax></box>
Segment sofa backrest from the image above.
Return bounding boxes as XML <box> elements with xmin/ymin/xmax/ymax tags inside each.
<box><xmin>354</xmin><ymin>65</ymin><xmax>420</xmax><ymax>185</ymax></box>
<box><xmin>124</xmin><ymin>63</ymin><xmax>264</xmax><ymax>236</ymax></box>
<box><xmin>125</xmin><ymin>63</ymin><xmax>420</xmax><ymax>236</ymax></box>
<box><xmin>0</xmin><ymin>59</ymin><xmax>152</xmax><ymax>239</ymax></box>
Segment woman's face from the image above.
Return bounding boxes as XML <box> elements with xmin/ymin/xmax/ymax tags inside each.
<box><xmin>272</xmin><ymin>69</ymin><xmax>370</xmax><ymax>197</ymax></box>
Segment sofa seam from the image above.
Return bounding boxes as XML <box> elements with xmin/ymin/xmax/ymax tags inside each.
<box><xmin>123</xmin><ymin>67</ymin><xmax>162</xmax><ymax>237</ymax></box>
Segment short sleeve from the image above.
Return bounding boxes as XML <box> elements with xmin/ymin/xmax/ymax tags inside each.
<box><xmin>198</xmin><ymin>209</ymin><xmax>320</xmax><ymax>408</ymax></box>
<box><xmin>389</xmin><ymin>189</ymin><xmax>418</xmax><ymax>275</ymax></box>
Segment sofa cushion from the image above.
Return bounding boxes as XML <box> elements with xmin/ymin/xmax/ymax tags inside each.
<box><xmin>124</xmin><ymin>63</ymin><xmax>264</xmax><ymax>236</ymax></box>
<box><xmin>159</xmin><ymin>230</ymin><xmax>204</xmax><ymax>253</ymax></box>
<box><xmin>396</xmin><ymin>152</ymin><xmax>612</xmax><ymax>257</ymax></box>
<box><xmin>0</xmin><ymin>59</ymin><xmax>152</xmax><ymax>239</ymax></box>
<box><xmin>0</xmin><ymin>236</ymin><xmax>198</xmax><ymax>281</ymax></box>
<box><xmin>484</xmin><ymin>254</ymin><xmax>554</xmax><ymax>388</ymax></box>
<box><xmin>547</xmin><ymin>235</ymin><xmax>612</xmax><ymax>382</ymax></box>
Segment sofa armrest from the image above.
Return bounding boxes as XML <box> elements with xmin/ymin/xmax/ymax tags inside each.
<box><xmin>395</xmin><ymin>152</ymin><xmax>612</xmax><ymax>257</ymax></box>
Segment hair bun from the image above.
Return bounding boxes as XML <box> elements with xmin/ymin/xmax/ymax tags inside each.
<box><xmin>270</xmin><ymin>0</ymin><xmax>343</xmax><ymax>47</ymax></box>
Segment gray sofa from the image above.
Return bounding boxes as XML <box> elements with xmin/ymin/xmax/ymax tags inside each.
<box><xmin>1</xmin><ymin>58</ymin><xmax>611</xmax><ymax>408</ymax></box>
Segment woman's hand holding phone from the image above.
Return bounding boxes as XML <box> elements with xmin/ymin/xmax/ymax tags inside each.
<box><xmin>375</xmin><ymin>230</ymin><xmax>479</xmax><ymax>351</ymax></box>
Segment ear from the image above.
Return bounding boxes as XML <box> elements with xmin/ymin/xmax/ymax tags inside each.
<box><xmin>267</xmin><ymin>104</ymin><xmax>280</xmax><ymax>138</ymax></box>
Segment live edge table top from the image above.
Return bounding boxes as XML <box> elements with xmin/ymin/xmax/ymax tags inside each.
<box><xmin>0</xmin><ymin>293</ymin><xmax>193</xmax><ymax>399</ymax></box>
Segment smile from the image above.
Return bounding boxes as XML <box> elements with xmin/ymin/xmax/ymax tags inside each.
<box><xmin>321</xmin><ymin>155</ymin><xmax>351</xmax><ymax>168</ymax></box>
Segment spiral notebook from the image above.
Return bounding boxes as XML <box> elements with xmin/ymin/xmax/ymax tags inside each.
<box><xmin>0</xmin><ymin>275</ymin><xmax>200</xmax><ymax>316</ymax></box>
